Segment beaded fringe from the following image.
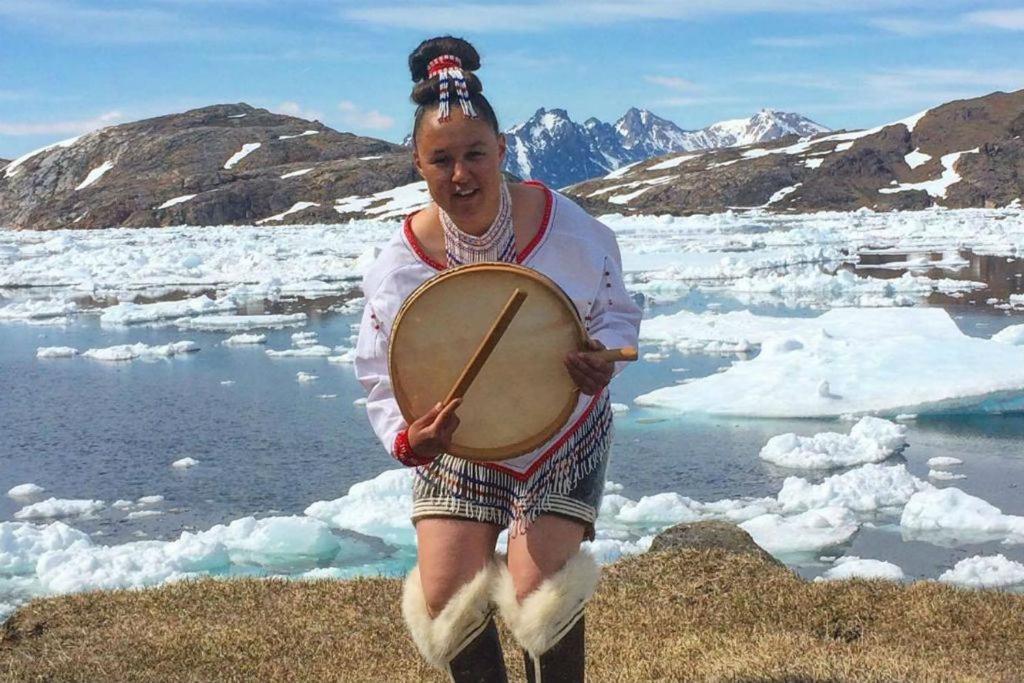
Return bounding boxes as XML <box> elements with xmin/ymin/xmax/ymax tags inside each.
<box><xmin>412</xmin><ymin>393</ymin><xmax>612</xmax><ymax>536</ymax></box>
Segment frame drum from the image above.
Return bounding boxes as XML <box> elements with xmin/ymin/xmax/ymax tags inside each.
<box><xmin>389</xmin><ymin>263</ymin><xmax>586</xmax><ymax>461</ymax></box>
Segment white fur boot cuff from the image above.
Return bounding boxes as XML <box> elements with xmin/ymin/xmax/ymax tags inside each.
<box><xmin>492</xmin><ymin>550</ymin><xmax>600</xmax><ymax>656</ymax></box>
<box><xmin>401</xmin><ymin>559</ymin><xmax>499</xmax><ymax>670</ymax></box>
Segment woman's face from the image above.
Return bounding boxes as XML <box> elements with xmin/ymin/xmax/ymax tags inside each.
<box><xmin>413</xmin><ymin>107</ymin><xmax>506</xmax><ymax>232</ymax></box>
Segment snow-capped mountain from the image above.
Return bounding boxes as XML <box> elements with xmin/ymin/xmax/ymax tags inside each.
<box><xmin>503</xmin><ymin>107</ymin><xmax>828</xmax><ymax>188</ymax></box>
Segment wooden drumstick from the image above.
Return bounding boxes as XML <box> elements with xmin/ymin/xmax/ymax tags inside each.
<box><xmin>443</xmin><ymin>288</ymin><xmax>528</xmax><ymax>406</ymax></box>
<box><xmin>583</xmin><ymin>346</ymin><xmax>638</xmax><ymax>363</ymax></box>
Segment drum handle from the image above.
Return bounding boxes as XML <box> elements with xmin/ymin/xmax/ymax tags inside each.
<box><xmin>443</xmin><ymin>288</ymin><xmax>529</xmax><ymax>405</ymax></box>
<box><xmin>583</xmin><ymin>347</ymin><xmax>638</xmax><ymax>363</ymax></box>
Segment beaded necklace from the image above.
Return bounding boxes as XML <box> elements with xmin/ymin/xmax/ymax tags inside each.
<box><xmin>440</xmin><ymin>180</ymin><xmax>517</xmax><ymax>266</ymax></box>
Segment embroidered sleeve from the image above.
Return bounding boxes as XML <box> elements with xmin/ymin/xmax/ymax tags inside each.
<box><xmin>587</xmin><ymin>236</ymin><xmax>643</xmax><ymax>378</ymax></box>
<box><xmin>353</xmin><ymin>300</ymin><xmax>409</xmax><ymax>461</ymax></box>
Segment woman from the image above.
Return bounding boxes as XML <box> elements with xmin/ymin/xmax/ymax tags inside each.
<box><xmin>355</xmin><ymin>36</ymin><xmax>641</xmax><ymax>682</ymax></box>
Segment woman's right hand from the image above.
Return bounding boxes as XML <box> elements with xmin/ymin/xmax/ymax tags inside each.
<box><xmin>406</xmin><ymin>398</ymin><xmax>462</xmax><ymax>462</ymax></box>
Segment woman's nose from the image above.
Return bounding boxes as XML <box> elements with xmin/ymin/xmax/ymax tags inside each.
<box><xmin>451</xmin><ymin>160</ymin><xmax>470</xmax><ymax>184</ymax></box>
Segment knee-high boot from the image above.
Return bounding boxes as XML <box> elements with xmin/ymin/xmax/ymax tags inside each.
<box><xmin>401</xmin><ymin>560</ymin><xmax>508</xmax><ymax>683</ymax></box>
<box><xmin>493</xmin><ymin>551</ymin><xmax>600</xmax><ymax>683</ymax></box>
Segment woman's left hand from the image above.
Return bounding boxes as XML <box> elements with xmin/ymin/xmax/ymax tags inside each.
<box><xmin>565</xmin><ymin>338</ymin><xmax>614</xmax><ymax>396</ymax></box>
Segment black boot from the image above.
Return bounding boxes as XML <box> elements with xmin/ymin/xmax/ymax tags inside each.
<box><xmin>522</xmin><ymin>614</ymin><xmax>585</xmax><ymax>683</ymax></box>
<box><xmin>401</xmin><ymin>561</ymin><xmax>508</xmax><ymax>682</ymax></box>
<box><xmin>494</xmin><ymin>551</ymin><xmax>599</xmax><ymax>683</ymax></box>
<box><xmin>448</xmin><ymin>614</ymin><xmax>509</xmax><ymax>683</ymax></box>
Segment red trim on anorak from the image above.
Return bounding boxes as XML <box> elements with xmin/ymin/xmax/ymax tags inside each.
<box><xmin>401</xmin><ymin>181</ymin><xmax>554</xmax><ymax>271</ymax></box>
<box><xmin>400</xmin><ymin>180</ymin><xmax>584</xmax><ymax>480</ymax></box>
<box><xmin>481</xmin><ymin>391</ymin><xmax>603</xmax><ymax>481</ymax></box>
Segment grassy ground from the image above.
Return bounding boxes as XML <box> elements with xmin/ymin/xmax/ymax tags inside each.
<box><xmin>3</xmin><ymin>547</ymin><xmax>1023</xmax><ymax>682</ymax></box>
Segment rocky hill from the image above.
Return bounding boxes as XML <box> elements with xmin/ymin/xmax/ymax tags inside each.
<box><xmin>565</xmin><ymin>89</ymin><xmax>1024</xmax><ymax>215</ymax></box>
<box><xmin>503</xmin><ymin>107</ymin><xmax>827</xmax><ymax>188</ymax></box>
<box><xmin>0</xmin><ymin>104</ymin><xmax>416</xmax><ymax>230</ymax></box>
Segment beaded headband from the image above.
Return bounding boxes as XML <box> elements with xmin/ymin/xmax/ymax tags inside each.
<box><xmin>425</xmin><ymin>54</ymin><xmax>478</xmax><ymax>122</ymax></box>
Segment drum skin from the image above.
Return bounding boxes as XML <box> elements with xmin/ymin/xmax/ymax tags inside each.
<box><xmin>389</xmin><ymin>263</ymin><xmax>586</xmax><ymax>461</ymax></box>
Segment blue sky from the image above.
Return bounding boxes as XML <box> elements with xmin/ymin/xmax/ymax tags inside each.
<box><xmin>2</xmin><ymin>0</ymin><xmax>1024</xmax><ymax>159</ymax></box>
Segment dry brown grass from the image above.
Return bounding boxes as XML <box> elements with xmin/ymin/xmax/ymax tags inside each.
<box><xmin>3</xmin><ymin>548</ymin><xmax>1024</xmax><ymax>682</ymax></box>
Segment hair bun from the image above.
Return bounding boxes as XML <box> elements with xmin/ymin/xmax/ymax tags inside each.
<box><xmin>408</xmin><ymin>36</ymin><xmax>484</xmax><ymax>106</ymax></box>
<box><xmin>409</xmin><ymin>36</ymin><xmax>481</xmax><ymax>81</ymax></box>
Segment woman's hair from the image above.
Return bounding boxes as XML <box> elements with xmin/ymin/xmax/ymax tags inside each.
<box><xmin>408</xmin><ymin>36</ymin><xmax>500</xmax><ymax>143</ymax></box>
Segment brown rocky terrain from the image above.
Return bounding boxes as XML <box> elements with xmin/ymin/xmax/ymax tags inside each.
<box><xmin>0</xmin><ymin>103</ymin><xmax>417</xmax><ymax>230</ymax></box>
<box><xmin>566</xmin><ymin>89</ymin><xmax>1024</xmax><ymax>215</ymax></box>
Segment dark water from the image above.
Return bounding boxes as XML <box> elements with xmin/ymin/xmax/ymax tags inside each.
<box><xmin>3</xmin><ymin>252</ymin><xmax>1024</xmax><ymax>583</ymax></box>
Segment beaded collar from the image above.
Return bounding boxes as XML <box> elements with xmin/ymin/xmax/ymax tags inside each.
<box><xmin>440</xmin><ymin>180</ymin><xmax>517</xmax><ymax>266</ymax></box>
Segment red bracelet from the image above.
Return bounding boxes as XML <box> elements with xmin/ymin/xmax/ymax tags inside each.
<box><xmin>394</xmin><ymin>430</ymin><xmax>434</xmax><ymax>467</ymax></box>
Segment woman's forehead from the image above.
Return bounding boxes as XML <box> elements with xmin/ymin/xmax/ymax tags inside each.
<box><xmin>418</xmin><ymin>126</ymin><xmax>495</xmax><ymax>154</ymax></box>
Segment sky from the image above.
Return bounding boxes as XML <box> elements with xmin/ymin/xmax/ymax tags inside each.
<box><xmin>2</xmin><ymin>0</ymin><xmax>1024</xmax><ymax>159</ymax></box>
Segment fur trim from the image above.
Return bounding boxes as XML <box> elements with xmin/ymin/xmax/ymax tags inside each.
<box><xmin>493</xmin><ymin>550</ymin><xmax>600</xmax><ymax>656</ymax></box>
<box><xmin>401</xmin><ymin>560</ymin><xmax>498</xmax><ymax>670</ymax></box>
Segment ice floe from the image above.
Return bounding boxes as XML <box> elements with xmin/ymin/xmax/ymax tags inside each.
<box><xmin>36</xmin><ymin>346</ymin><xmax>78</xmax><ymax>358</ymax></box>
<box><xmin>266</xmin><ymin>345</ymin><xmax>332</xmax><ymax>358</ymax></box>
<box><xmin>82</xmin><ymin>340</ymin><xmax>198</xmax><ymax>361</ymax></box>
<box><xmin>178</xmin><ymin>314</ymin><xmax>307</xmax><ymax>331</ymax></box>
<box><xmin>635</xmin><ymin>308</ymin><xmax>1024</xmax><ymax>418</ymax></box>
<box><xmin>939</xmin><ymin>554</ymin><xmax>1024</xmax><ymax>588</ymax></box>
<box><xmin>816</xmin><ymin>556</ymin><xmax>905</xmax><ymax>581</ymax></box>
<box><xmin>222</xmin><ymin>333</ymin><xmax>266</xmax><ymax>345</ymax></box>
<box><xmin>777</xmin><ymin>464</ymin><xmax>931</xmax><ymax>515</ymax></box>
<box><xmin>99</xmin><ymin>294</ymin><xmax>236</xmax><ymax>326</ymax></box>
<box><xmin>758</xmin><ymin>417</ymin><xmax>907</xmax><ymax>469</ymax></box>
<box><xmin>900</xmin><ymin>487</ymin><xmax>1024</xmax><ymax>544</ymax></box>
<box><xmin>296</xmin><ymin>371</ymin><xmax>318</xmax><ymax>382</ymax></box>
<box><xmin>7</xmin><ymin>484</ymin><xmax>44</xmax><ymax>498</ymax></box>
<box><xmin>740</xmin><ymin>506</ymin><xmax>859</xmax><ymax>555</ymax></box>
<box><xmin>171</xmin><ymin>457</ymin><xmax>199</xmax><ymax>468</ymax></box>
<box><xmin>927</xmin><ymin>456</ymin><xmax>963</xmax><ymax>468</ymax></box>
<box><xmin>993</xmin><ymin>324</ymin><xmax>1024</xmax><ymax>346</ymax></box>
<box><xmin>14</xmin><ymin>498</ymin><xmax>105</xmax><ymax>520</ymax></box>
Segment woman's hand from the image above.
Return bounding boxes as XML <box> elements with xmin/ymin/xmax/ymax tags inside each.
<box><xmin>406</xmin><ymin>398</ymin><xmax>462</xmax><ymax>461</ymax></box>
<box><xmin>565</xmin><ymin>338</ymin><xmax>614</xmax><ymax>396</ymax></box>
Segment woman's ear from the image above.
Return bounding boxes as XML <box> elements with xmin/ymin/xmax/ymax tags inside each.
<box><xmin>413</xmin><ymin>146</ymin><xmax>424</xmax><ymax>179</ymax></box>
<box><xmin>497</xmin><ymin>133</ymin><xmax>507</xmax><ymax>166</ymax></box>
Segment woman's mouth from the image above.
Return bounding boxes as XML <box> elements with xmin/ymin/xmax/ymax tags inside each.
<box><xmin>453</xmin><ymin>188</ymin><xmax>478</xmax><ymax>200</ymax></box>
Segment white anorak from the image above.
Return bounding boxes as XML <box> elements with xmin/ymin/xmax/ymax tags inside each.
<box><xmin>354</xmin><ymin>184</ymin><xmax>642</xmax><ymax>477</ymax></box>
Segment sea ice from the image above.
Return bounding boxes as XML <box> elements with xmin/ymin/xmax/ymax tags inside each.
<box><xmin>993</xmin><ymin>324</ymin><xmax>1024</xmax><ymax>346</ymax></box>
<box><xmin>928</xmin><ymin>470</ymin><xmax>966</xmax><ymax>481</ymax></box>
<box><xmin>777</xmin><ymin>464</ymin><xmax>931</xmax><ymax>515</ymax></box>
<box><xmin>82</xmin><ymin>340</ymin><xmax>198</xmax><ymax>361</ymax></box>
<box><xmin>266</xmin><ymin>345</ymin><xmax>333</xmax><ymax>358</ymax></box>
<box><xmin>939</xmin><ymin>554</ymin><xmax>1024</xmax><ymax>588</ymax></box>
<box><xmin>0</xmin><ymin>521</ymin><xmax>92</xmax><ymax>574</ymax></box>
<box><xmin>36</xmin><ymin>346</ymin><xmax>78</xmax><ymax>358</ymax></box>
<box><xmin>927</xmin><ymin>456</ymin><xmax>963</xmax><ymax>468</ymax></box>
<box><xmin>171</xmin><ymin>457</ymin><xmax>199</xmax><ymax>468</ymax></box>
<box><xmin>900</xmin><ymin>487</ymin><xmax>1024</xmax><ymax>543</ymax></box>
<box><xmin>7</xmin><ymin>484</ymin><xmax>45</xmax><ymax>498</ymax></box>
<box><xmin>296</xmin><ymin>372</ymin><xmax>318</xmax><ymax>382</ymax></box>
<box><xmin>14</xmin><ymin>498</ymin><xmax>105</xmax><ymax>520</ymax></box>
<box><xmin>0</xmin><ymin>299</ymin><xmax>77</xmax><ymax>321</ymax></box>
<box><xmin>305</xmin><ymin>469</ymin><xmax>415</xmax><ymax>546</ymax></box>
<box><xmin>178</xmin><ymin>314</ymin><xmax>307</xmax><ymax>330</ymax></box>
<box><xmin>99</xmin><ymin>294</ymin><xmax>236</xmax><ymax>325</ymax></box>
<box><xmin>137</xmin><ymin>495</ymin><xmax>164</xmax><ymax>505</ymax></box>
<box><xmin>222</xmin><ymin>333</ymin><xmax>266</xmax><ymax>345</ymax></box>
<box><xmin>635</xmin><ymin>308</ymin><xmax>1024</xmax><ymax>418</ymax></box>
<box><xmin>758</xmin><ymin>417</ymin><xmax>907</xmax><ymax>469</ymax></box>
<box><xmin>739</xmin><ymin>506</ymin><xmax>859</xmax><ymax>555</ymax></box>
<box><xmin>816</xmin><ymin>556</ymin><xmax>905</xmax><ymax>581</ymax></box>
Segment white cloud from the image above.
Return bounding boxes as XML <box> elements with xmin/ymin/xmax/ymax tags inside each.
<box><xmin>751</xmin><ymin>35</ymin><xmax>854</xmax><ymax>48</ymax></box>
<box><xmin>0</xmin><ymin>110</ymin><xmax>123</xmax><ymax>136</ymax></box>
<box><xmin>644</xmin><ymin>75</ymin><xmax>698</xmax><ymax>92</ymax></box>
<box><xmin>868</xmin><ymin>16</ymin><xmax>961</xmax><ymax>35</ymax></box>
<box><xmin>337</xmin><ymin>100</ymin><xmax>394</xmax><ymax>131</ymax></box>
<box><xmin>342</xmin><ymin>1</ymin><xmax>952</xmax><ymax>32</ymax></box>
<box><xmin>275</xmin><ymin>101</ymin><xmax>324</xmax><ymax>122</ymax></box>
<box><xmin>965</xmin><ymin>8</ymin><xmax>1024</xmax><ymax>30</ymax></box>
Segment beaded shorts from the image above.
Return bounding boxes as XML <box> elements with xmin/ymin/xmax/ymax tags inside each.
<box><xmin>410</xmin><ymin>399</ymin><xmax>612</xmax><ymax>542</ymax></box>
